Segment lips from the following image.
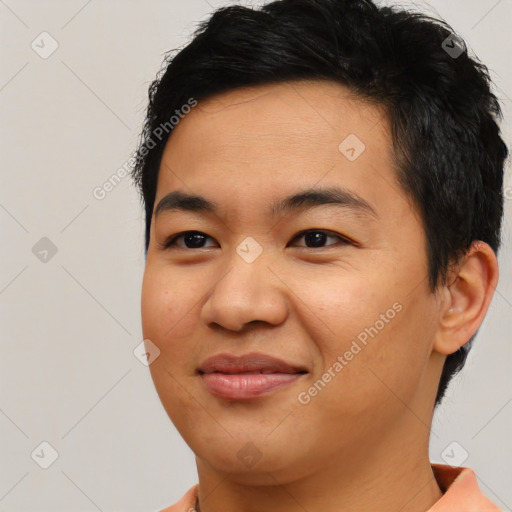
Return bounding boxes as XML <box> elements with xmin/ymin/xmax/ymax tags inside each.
<box><xmin>197</xmin><ymin>352</ymin><xmax>307</xmax><ymax>400</ymax></box>
<box><xmin>198</xmin><ymin>352</ymin><xmax>307</xmax><ymax>375</ymax></box>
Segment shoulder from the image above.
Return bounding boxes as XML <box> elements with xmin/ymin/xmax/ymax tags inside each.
<box><xmin>158</xmin><ymin>484</ymin><xmax>199</xmax><ymax>512</ymax></box>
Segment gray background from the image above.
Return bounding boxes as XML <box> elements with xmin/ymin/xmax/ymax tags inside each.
<box><xmin>1</xmin><ymin>0</ymin><xmax>510</xmax><ymax>510</ymax></box>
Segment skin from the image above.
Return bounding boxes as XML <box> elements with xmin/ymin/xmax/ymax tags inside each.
<box><xmin>140</xmin><ymin>79</ymin><xmax>498</xmax><ymax>512</ymax></box>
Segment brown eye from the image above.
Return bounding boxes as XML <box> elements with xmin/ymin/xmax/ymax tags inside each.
<box><xmin>164</xmin><ymin>231</ymin><xmax>218</xmax><ymax>249</ymax></box>
<box><xmin>290</xmin><ymin>230</ymin><xmax>351</xmax><ymax>248</ymax></box>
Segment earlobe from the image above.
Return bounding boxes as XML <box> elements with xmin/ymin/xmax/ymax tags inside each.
<box><xmin>433</xmin><ymin>241</ymin><xmax>499</xmax><ymax>356</ymax></box>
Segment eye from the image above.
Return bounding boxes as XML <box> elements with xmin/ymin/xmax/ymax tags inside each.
<box><xmin>163</xmin><ymin>231</ymin><xmax>218</xmax><ymax>249</ymax></box>
<box><xmin>289</xmin><ymin>229</ymin><xmax>352</xmax><ymax>248</ymax></box>
<box><xmin>162</xmin><ymin>229</ymin><xmax>353</xmax><ymax>250</ymax></box>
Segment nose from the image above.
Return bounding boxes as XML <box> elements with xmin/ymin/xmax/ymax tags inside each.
<box><xmin>199</xmin><ymin>249</ymin><xmax>290</xmax><ymax>332</ymax></box>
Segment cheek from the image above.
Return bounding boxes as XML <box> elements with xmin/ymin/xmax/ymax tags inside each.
<box><xmin>296</xmin><ymin>262</ymin><xmax>435</xmax><ymax>406</ymax></box>
<box><xmin>293</xmin><ymin>267</ymin><xmax>391</xmax><ymax>360</ymax></box>
<box><xmin>141</xmin><ymin>264</ymin><xmax>198</xmax><ymax>340</ymax></box>
<box><xmin>141</xmin><ymin>265</ymin><xmax>205</xmax><ymax>383</ymax></box>
<box><xmin>140</xmin><ymin>266</ymin><xmax>206</xmax><ymax>431</ymax></box>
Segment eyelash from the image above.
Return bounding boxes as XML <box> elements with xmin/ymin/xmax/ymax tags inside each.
<box><xmin>162</xmin><ymin>229</ymin><xmax>354</xmax><ymax>250</ymax></box>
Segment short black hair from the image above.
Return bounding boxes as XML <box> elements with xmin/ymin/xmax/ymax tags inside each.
<box><xmin>130</xmin><ymin>0</ymin><xmax>508</xmax><ymax>406</ymax></box>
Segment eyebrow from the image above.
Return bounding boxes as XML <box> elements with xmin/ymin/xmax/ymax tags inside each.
<box><xmin>154</xmin><ymin>186</ymin><xmax>378</xmax><ymax>220</ymax></box>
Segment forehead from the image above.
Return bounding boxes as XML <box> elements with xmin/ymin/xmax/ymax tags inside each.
<box><xmin>167</xmin><ymin>80</ymin><xmax>389</xmax><ymax>155</ymax></box>
<box><xmin>154</xmin><ymin>79</ymin><xmax>406</xmax><ymax>221</ymax></box>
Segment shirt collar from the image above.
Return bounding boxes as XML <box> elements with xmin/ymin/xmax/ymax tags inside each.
<box><xmin>428</xmin><ymin>463</ymin><xmax>502</xmax><ymax>511</ymax></box>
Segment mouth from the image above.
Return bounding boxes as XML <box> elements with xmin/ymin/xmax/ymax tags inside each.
<box><xmin>197</xmin><ymin>352</ymin><xmax>308</xmax><ymax>400</ymax></box>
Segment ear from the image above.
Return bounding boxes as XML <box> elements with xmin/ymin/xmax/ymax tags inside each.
<box><xmin>433</xmin><ymin>241</ymin><xmax>499</xmax><ymax>355</ymax></box>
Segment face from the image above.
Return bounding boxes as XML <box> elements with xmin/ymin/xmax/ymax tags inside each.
<box><xmin>141</xmin><ymin>80</ymin><xmax>444</xmax><ymax>484</ymax></box>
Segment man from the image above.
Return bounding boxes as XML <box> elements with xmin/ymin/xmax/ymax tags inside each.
<box><xmin>130</xmin><ymin>0</ymin><xmax>508</xmax><ymax>510</ymax></box>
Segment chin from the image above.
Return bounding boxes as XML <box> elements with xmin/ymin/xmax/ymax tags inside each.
<box><xmin>192</xmin><ymin>434</ymin><xmax>317</xmax><ymax>485</ymax></box>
